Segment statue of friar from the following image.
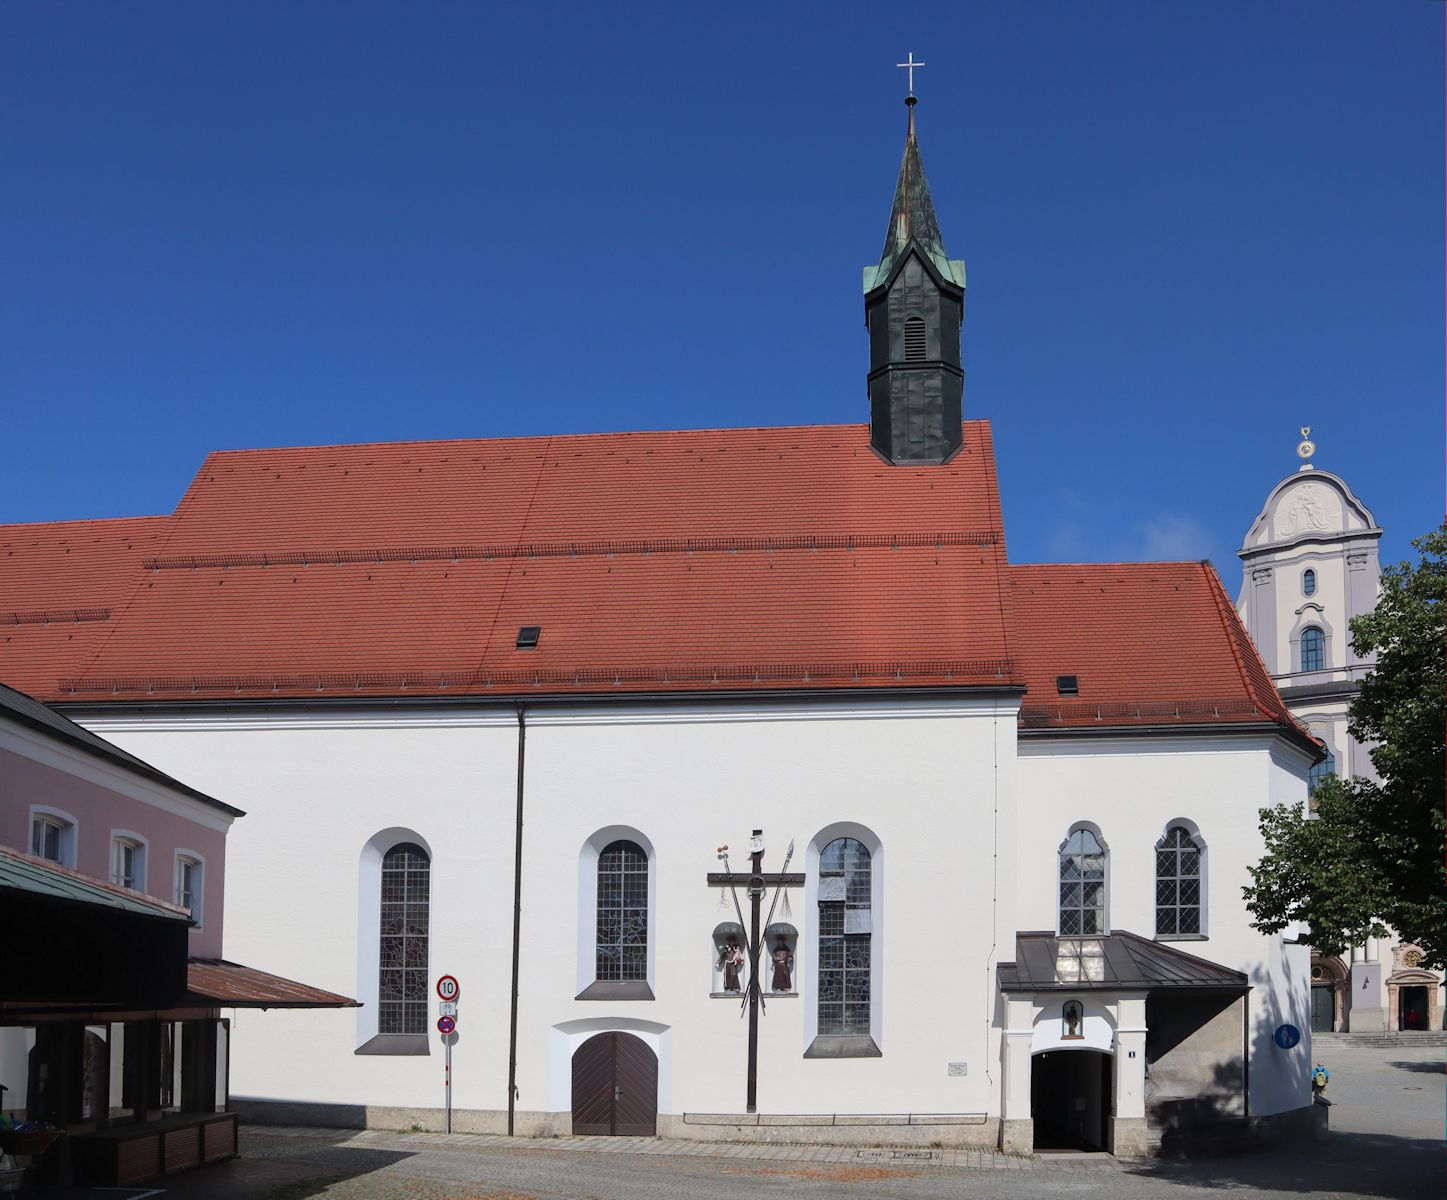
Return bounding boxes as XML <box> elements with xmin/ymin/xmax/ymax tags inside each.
<box><xmin>770</xmin><ymin>938</ymin><xmax>794</xmax><ymax>993</ymax></box>
<box><xmin>719</xmin><ymin>936</ymin><xmax>745</xmax><ymax>993</ymax></box>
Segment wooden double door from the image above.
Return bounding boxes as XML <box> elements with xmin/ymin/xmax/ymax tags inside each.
<box><xmin>571</xmin><ymin>1032</ymin><xmax>657</xmax><ymax>1136</ymax></box>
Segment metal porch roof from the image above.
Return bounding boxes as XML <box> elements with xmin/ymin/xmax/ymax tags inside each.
<box><xmin>998</xmin><ymin>930</ymin><xmax>1250</xmax><ymax>993</ymax></box>
<box><xmin>0</xmin><ymin>845</ymin><xmax>192</xmax><ymax>923</ymax></box>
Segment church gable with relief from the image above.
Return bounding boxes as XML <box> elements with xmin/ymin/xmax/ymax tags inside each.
<box><xmin>1272</xmin><ymin>480</ymin><xmax>1344</xmax><ymax>539</ymax></box>
<box><xmin>1242</xmin><ymin>469</ymin><xmax>1378</xmax><ymax>551</ymax></box>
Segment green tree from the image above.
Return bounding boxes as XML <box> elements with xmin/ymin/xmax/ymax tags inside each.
<box><xmin>1244</xmin><ymin>523</ymin><xmax>1446</xmax><ymax>969</ymax></box>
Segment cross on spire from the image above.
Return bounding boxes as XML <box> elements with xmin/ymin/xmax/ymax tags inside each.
<box><xmin>896</xmin><ymin>52</ymin><xmax>926</xmax><ymax>98</ymax></box>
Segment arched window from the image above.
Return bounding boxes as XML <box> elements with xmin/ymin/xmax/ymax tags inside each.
<box><xmin>903</xmin><ymin>316</ymin><xmax>927</xmax><ymax>361</ymax></box>
<box><xmin>1059</xmin><ymin>827</ymin><xmax>1106</xmax><ymax>935</ymax></box>
<box><xmin>596</xmin><ymin>840</ymin><xmax>648</xmax><ymax>982</ymax></box>
<box><xmin>110</xmin><ymin>834</ymin><xmax>147</xmax><ymax>892</ymax></box>
<box><xmin>1308</xmin><ymin>746</ymin><xmax>1336</xmax><ymax>795</ymax></box>
<box><xmin>1155</xmin><ymin>826</ymin><xmax>1203</xmax><ymax>937</ymax></box>
<box><xmin>29</xmin><ymin>807</ymin><xmax>77</xmax><ymax>868</ymax></box>
<box><xmin>173</xmin><ymin>852</ymin><xmax>206</xmax><ymax>927</ymax></box>
<box><xmin>1300</xmin><ymin>626</ymin><xmax>1325</xmax><ymax>672</ymax></box>
<box><xmin>379</xmin><ymin>842</ymin><xmax>430</xmax><ymax>1034</ymax></box>
<box><xmin>1302</xmin><ymin>568</ymin><xmax>1317</xmax><ymax>597</ymax></box>
<box><xmin>818</xmin><ymin>837</ymin><xmax>872</xmax><ymax>1035</ymax></box>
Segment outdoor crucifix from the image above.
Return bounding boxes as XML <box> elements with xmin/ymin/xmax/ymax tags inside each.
<box><xmin>708</xmin><ymin>830</ymin><xmax>802</xmax><ymax>1113</ymax></box>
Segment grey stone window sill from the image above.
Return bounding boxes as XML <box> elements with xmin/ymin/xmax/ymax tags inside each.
<box><xmin>804</xmin><ymin>1035</ymin><xmax>881</xmax><ymax>1059</ymax></box>
<box><xmin>1156</xmin><ymin>934</ymin><xmax>1209</xmax><ymax>942</ymax></box>
<box><xmin>576</xmin><ymin>980</ymin><xmax>655</xmax><ymax>1001</ymax></box>
<box><xmin>355</xmin><ymin>1033</ymin><xmax>430</xmax><ymax>1056</ymax></box>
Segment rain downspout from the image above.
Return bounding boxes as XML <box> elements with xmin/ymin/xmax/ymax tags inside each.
<box><xmin>507</xmin><ymin>706</ymin><xmax>527</xmax><ymax>1134</ymax></box>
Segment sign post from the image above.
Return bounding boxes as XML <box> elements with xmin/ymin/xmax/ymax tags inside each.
<box><xmin>437</xmin><ymin>977</ymin><xmax>461</xmax><ymax>1133</ymax></box>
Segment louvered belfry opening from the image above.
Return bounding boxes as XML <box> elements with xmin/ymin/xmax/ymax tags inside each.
<box><xmin>903</xmin><ymin>316</ymin><xmax>927</xmax><ymax>361</ymax></box>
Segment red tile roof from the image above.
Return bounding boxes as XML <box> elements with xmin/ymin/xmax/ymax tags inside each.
<box><xmin>0</xmin><ymin>422</ymin><xmax>1304</xmax><ymax>744</ymax></box>
<box><xmin>1008</xmin><ymin>561</ymin><xmax>1302</xmax><ymax>734</ymax></box>
<box><xmin>4</xmin><ymin>423</ymin><xmax>1018</xmax><ymax>700</ymax></box>
<box><xmin>0</xmin><ymin>517</ymin><xmax>172</xmax><ymax>696</ymax></box>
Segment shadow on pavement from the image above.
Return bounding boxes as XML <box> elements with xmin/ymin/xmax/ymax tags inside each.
<box><xmin>1384</xmin><ymin>1059</ymin><xmax>1444</xmax><ymax>1073</ymax></box>
<box><xmin>1120</xmin><ymin>1130</ymin><xmax>1441</xmax><ymax>1200</ymax></box>
<box><xmin>159</xmin><ymin>1144</ymin><xmax>416</xmax><ymax>1200</ymax></box>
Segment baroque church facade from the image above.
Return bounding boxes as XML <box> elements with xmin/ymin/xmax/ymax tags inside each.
<box><xmin>1</xmin><ymin>102</ymin><xmax>1321</xmax><ymax>1155</ymax></box>
<box><xmin>1237</xmin><ymin>443</ymin><xmax>1443</xmax><ymax>1035</ymax></box>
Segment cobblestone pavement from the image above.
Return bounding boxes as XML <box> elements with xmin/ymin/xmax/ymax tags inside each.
<box><xmin>164</xmin><ymin>1042</ymin><xmax>1442</xmax><ymax>1199</ymax></box>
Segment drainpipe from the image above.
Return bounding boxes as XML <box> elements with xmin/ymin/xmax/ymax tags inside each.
<box><xmin>1241</xmin><ymin>990</ymin><xmax>1251</xmax><ymax>1119</ymax></box>
<box><xmin>507</xmin><ymin>706</ymin><xmax>527</xmax><ymax>1135</ymax></box>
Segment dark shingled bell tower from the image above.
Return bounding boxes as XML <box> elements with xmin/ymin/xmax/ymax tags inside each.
<box><xmin>863</xmin><ymin>94</ymin><xmax>966</xmax><ymax>464</ymax></box>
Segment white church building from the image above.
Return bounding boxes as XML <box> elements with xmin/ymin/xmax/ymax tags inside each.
<box><xmin>0</xmin><ymin>100</ymin><xmax>1322</xmax><ymax>1156</ymax></box>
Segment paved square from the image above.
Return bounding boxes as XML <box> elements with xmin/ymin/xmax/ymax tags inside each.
<box><xmin>166</xmin><ymin>1043</ymin><xmax>1442</xmax><ymax>1199</ymax></box>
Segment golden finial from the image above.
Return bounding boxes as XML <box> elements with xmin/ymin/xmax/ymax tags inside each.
<box><xmin>1296</xmin><ymin>426</ymin><xmax>1315</xmax><ymax>471</ymax></box>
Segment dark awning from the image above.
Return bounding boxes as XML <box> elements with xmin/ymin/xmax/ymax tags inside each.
<box><xmin>998</xmin><ymin>930</ymin><xmax>1249</xmax><ymax>993</ymax></box>
<box><xmin>187</xmin><ymin>958</ymin><xmax>358</xmax><ymax>1009</ymax></box>
<box><xmin>0</xmin><ymin>845</ymin><xmax>192</xmax><ymax>923</ymax></box>
<box><xmin>1</xmin><ymin>847</ymin><xmax>191</xmax><ymax>1013</ymax></box>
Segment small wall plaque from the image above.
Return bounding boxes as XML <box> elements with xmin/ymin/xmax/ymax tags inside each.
<box><xmin>947</xmin><ymin>1061</ymin><xmax>968</xmax><ymax>1076</ymax></box>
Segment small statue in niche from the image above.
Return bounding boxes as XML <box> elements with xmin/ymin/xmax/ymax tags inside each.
<box><xmin>771</xmin><ymin>938</ymin><xmax>794</xmax><ymax>993</ymax></box>
<box><xmin>719</xmin><ymin>936</ymin><xmax>745</xmax><ymax>993</ymax></box>
<box><xmin>1063</xmin><ymin>1000</ymin><xmax>1084</xmax><ymax>1039</ymax></box>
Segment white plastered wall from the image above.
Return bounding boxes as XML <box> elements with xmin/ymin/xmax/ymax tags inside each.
<box><xmin>1015</xmin><ymin>732</ymin><xmax>1314</xmax><ymax>1117</ymax></box>
<box><xmin>83</xmin><ymin>697</ymin><xmax>1020</xmax><ymax>1122</ymax></box>
<box><xmin>80</xmin><ymin>711</ymin><xmax>521</xmax><ymax>1114</ymax></box>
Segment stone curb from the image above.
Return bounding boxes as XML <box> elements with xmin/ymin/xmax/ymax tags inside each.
<box><xmin>243</xmin><ymin>1124</ymin><xmax>1123</xmax><ymax>1172</ymax></box>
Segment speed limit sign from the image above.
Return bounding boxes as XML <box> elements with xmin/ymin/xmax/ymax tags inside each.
<box><xmin>436</xmin><ymin>975</ymin><xmax>460</xmax><ymax>1002</ymax></box>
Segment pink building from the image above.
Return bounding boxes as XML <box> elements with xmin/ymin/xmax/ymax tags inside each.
<box><xmin>0</xmin><ymin>681</ymin><xmax>351</xmax><ymax>1188</ymax></box>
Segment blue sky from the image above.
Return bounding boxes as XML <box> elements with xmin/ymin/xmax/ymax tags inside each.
<box><xmin>2</xmin><ymin>2</ymin><xmax>1441</xmax><ymax>585</ymax></box>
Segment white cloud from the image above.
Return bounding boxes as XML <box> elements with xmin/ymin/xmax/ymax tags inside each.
<box><xmin>1132</xmin><ymin>512</ymin><xmax>1213</xmax><ymax>561</ymax></box>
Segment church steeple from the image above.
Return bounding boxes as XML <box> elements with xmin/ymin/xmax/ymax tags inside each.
<box><xmin>864</xmin><ymin>93</ymin><xmax>966</xmax><ymax>465</ymax></box>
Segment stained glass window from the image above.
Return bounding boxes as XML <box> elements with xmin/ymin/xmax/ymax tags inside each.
<box><xmin>379</xmin><ymin>842</ymin><xmax>430</xmax><ymax>1034</ymax></box>
<box><xmin>818</xmin><ymin>837</ymin><xmax>871</xmax><ymax>1035</ymax></box>
<box><xmin>596</xmin><ymin>840</ymin><xmax>648</xmax><ymax>981</ymax></box>
<box><xmin>1300</xmin><ymin>626</ymin><xmax>1325</xmax><ymax>672</ymax></box>
<box><xmin>1059</xmin><ymin>828</ymin><xmax>1106</xmax><ymax>935</ymax></box>
<box><xmin>1155</xmin><ymin>826</ymin><xmax>1202</xmax><ymax>936</ymax></box>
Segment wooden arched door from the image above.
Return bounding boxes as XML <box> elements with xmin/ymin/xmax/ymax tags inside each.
<box><xmin>571</xmin><ymin>1032</ymin><xmax>657</xmax><ymax>1136</ymax></box>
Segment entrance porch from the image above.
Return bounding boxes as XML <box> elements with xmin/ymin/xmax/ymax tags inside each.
<box><xmin>998</xmin><ymin>931</ymin><xmax>1251</xmax><ymax>1157</ymax></box>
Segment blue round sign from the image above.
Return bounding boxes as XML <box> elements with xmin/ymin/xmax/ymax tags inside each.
<box><xmin>1273</xmin><ymin>1023</ymin><xmax>1301</xmax><ymax>1049</ymax></box>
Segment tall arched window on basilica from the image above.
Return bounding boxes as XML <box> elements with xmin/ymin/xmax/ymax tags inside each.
<box><xmin>596</xmin><ymin>840</ymin><xmax>648</xmax><ymax>982</ymax></box>
<box><xmin>1058</xmin><ymin>827</ymin><xmax>1106</xmax><ymax>935</ymax></box>
<box><xmin>1300</xmin><ymin>625</ymin><xmax>1325</xmax><ymax>672</ymax></box>
<box><xmin>1155</xmin><ymin>825</ymin><xmax>1203</xmax><ymax>937</ymax></box>
<box><xmin>379</xmin><ymin>843</ymin><xmax>430</xmax><ymax>1034</ymax></box>
<box><xmin>818</xmin><ymin>837</ymin><xmax>872</xmax><ymax>1035</ymax></box>
<box><xmin>1307</xmin><ymin>746</ymin><xmax>1336</xmax><ymax>797</ymax></box>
